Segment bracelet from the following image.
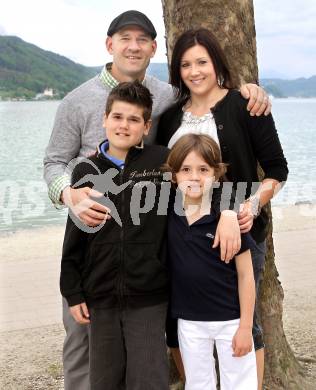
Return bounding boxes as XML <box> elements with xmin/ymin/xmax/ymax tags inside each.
<box><xmin>245</xmin><ymin>195</ymin><xmax>261</xmax><ymax>218</ymax></box>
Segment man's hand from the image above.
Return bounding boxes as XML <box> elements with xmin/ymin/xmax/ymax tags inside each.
<box><xmin>62</xmin><ymin>186</ymin><xmax>111</xmax><ymax>227</ymax></box>
<box><xmin>70</xmin><ymin>302</ymin><xmax>90</xmax><ymax>325</ymax></box>
<box><xmin>232</xmin><ymin>327</ymin><xmax>253</xmax><ymax>357</ymax></box>
<box><xmin>240</xmin><ymin>83</ymin><xmax>271</xmax><ymax>116</ymax></box>
<box><xmin>213</xmin><ymin>210</ymin><xmax>241</xmax><ymax>263</ymax></box>
<box><xmin>238</xmin><ymin>202</ymin><xmax>254</xmax><ymax>233</ymax></box>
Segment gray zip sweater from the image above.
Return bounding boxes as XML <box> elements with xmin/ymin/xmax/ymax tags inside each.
<box><xmin>43</xmin><ymin>74</ymin><xmax>174</xmax><ymax>203</ymax></box>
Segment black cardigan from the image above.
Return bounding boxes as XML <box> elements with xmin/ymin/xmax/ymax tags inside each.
<box><xmin>157</xmin><ymin>89</ymin><xmax>288</xmax><ymax>243</ymax></box>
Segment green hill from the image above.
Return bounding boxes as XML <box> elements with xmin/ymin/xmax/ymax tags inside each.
<box><xmin>0</xmin><ymin>36</ymin><xmax>101</xmax><ymax>99</ymax></box>
<box><xmin>260</xmin><ymin>77</ymin><xmax>316</xmax><ymax>98</ymax></box>
<box><xmin>1</xmin><ymin>36</ymin><xmax>315</xmax><ymax>100</ymax></box>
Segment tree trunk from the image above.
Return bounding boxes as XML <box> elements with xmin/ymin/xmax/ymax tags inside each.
<box><xmin>161</xmin><ymin>0</ymin><xmax>258</xmax><ymax>86</ymax></box>
<box><xmin>161</xmin><ymin>1</ymin><xmax>311</xmax><ymax>388</ymax></box>
<box><xmin>259</xmin><ymin>212</ymin><xmax>309</xmax><ymax>389</ymax></box>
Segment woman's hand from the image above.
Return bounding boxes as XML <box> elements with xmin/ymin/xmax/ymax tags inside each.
<box><xmin>238</xmin><ymin>202</ymin><xmax>255</xmax><ymax>233</ymax></box>
<box><xmin>213</xmin><ymin>210</ymin><xmax>241</xmax><ymax>263</ymax></box>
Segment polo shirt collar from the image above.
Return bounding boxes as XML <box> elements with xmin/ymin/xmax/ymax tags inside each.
<box><xmin>173</xmin><ymin>195</ymin><xmax>218</xmax><ymax>226</ymax></box>
<box><xmin>179</xmin><ymin>212</ymin><xmax>217</xmax><ymax>227</ymax></box>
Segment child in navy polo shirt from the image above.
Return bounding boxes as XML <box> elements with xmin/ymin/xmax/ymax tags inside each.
<box><xmin>165</xmin><ymin>133</ymin><xmax>257</xmax><ymax>389</ymax></box>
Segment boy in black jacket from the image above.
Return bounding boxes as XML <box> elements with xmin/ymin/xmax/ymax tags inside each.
<box><xmin>60</xmin><ymin>81</ymin><xmax>170</xmax><ymax>390</ymax></box>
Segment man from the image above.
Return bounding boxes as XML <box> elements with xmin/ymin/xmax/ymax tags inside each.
<box><xmin>44</xmin><ymin>10</ymin><xmax>270</xmax><ymax>390</ymax></box>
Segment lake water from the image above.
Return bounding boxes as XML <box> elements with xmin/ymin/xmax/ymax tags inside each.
<box><xmin>0</xmin><ymin>98</ymin><xmax>316</xmax><ymax>232</ymax></box>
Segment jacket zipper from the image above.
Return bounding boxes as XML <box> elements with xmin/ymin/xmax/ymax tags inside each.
<box><xmin>117</xmin><ymin>167</ymin><xmax>125</xmax><ymax>307</ymax></box>
<box><xmin>98</xmin><ymin>146</ymin><xmax>138</xmax><ymax>306</ymax></box>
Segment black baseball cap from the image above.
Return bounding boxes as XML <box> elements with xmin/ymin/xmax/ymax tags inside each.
<box><xmin>107</xmin><ymin>10</ymin><xmax>157</xmax><ymax>39</ymax></box>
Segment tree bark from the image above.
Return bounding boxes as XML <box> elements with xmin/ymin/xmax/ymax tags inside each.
<box><xmin>161</xmin><ymin>0</ymin><xmax>258</xmax><ymax>86</ymax></box>
<box><xmin>161</xmin><ymin>1</ymin><xmax>311</xmax><ymax>388</ymax></box>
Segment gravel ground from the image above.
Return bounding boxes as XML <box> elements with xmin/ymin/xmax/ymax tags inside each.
<box><xmin>0</xmin><ymin>304</ymin><xmax>315</xmax><ymax>390</ymax></box>
<box><xmin>0</xmin><ymin>324</ymin><xmax>64</xmax><ymax>390</ymax></box>
<box><xmin>281</xmin><ymin>291</ymin><xmax>316</xmax><ymax>386</ymax></box>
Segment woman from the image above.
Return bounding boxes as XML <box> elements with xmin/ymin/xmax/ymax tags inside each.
<box><xmin>157</xmin><ymin>28</ymin><xmax>288</xmax><ymax>389</ymax></box>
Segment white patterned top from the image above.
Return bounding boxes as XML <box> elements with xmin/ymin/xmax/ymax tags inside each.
<box><xmin>167</xmin><ymin>110</ymin><xmax>219</xmax><ymax>148</ymax></box>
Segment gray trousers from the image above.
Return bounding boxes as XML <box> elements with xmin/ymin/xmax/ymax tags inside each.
<box><xmin>89</xmin><ymin>302</ymin><xmax>169</xmax><ymax>390</ymax></box>
<box><xmin>62</xmin><ymin>297</ymin><xmax>90</xmax><ymax>390</ymax></box>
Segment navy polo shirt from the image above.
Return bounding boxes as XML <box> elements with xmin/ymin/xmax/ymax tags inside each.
<box><xmin>168</xmin><ymin>210</ymin><xmax>254</xmax><ymax>321</ymax></box>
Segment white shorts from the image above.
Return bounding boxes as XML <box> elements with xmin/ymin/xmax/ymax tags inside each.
<box><xmin>178</xmin><ymin>318</ymin><xmax>257</xmax><ymax>390</ymax></box>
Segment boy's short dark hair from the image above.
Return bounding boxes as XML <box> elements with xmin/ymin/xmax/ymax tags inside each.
<box><xmin>105</xmin><ymin>80</ymin><xmax>153</xmax><ymax>122</ymax></box>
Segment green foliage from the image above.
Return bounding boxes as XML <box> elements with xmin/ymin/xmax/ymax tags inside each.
<box><xmin>0</xmin><ymin>36</ymin><xmax>101</xmax><ymax>99</ymax></box>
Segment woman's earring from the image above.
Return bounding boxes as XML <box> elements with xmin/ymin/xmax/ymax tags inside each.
<box><xmin>217</xmin><ymin>75</ymin><xmax>224</xmax><ymax>87</ymax></box>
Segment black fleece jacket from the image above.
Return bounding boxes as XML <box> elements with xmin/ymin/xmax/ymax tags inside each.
<box><xmin>60</xmin><ymin>144</ymin><xmax>170</xmax><ymax>308</ymax></box>
<box><xmin>157</xmin><ymin>89</ymin><xmax>289</xmax><ymax>243</ymax></box>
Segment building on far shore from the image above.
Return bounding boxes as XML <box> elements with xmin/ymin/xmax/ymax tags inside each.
<box><xmin>35</xmin><ymin>88</ymin><xmax>55</xmax><ymax>100</ymax></box>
